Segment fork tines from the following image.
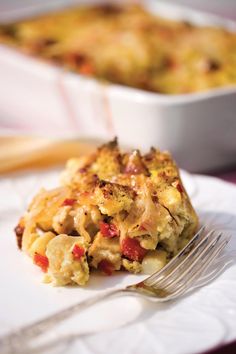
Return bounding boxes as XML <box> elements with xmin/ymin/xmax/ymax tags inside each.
<box><xmin>144</xmin><ymin>227</ymin><xmax>230</xmax><ymax>299</ymax></box>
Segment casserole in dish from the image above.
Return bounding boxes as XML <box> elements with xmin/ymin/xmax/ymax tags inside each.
<box><xmin>1</xmin><ymin>3</ymin><xmax>236</xmax><ymax>95</ymax></box>
<box><xmin>0</xmin><ymin>0</ymin><xmax>236</xmax><ymax>171</ymax></box>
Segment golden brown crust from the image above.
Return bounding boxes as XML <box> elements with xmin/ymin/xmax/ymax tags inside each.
<box><xmin>15</xmin><ymin>140</ymin><xmax>198</xmax><ymax>286</ymax></box>
<box><xmin>1</xmin><ymin>4</ymin><xmax>236</xmax><ymax>94</ymax></box>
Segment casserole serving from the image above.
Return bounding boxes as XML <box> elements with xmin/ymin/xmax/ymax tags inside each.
<box><xmin>15</xmin><ymin>139</ymin><xmax>198</xmax><ymax>286</ymax></box>
<box><xmin>0</xmin><ymin>0</ymin><xmax>236</xmax><ymax>171</ymax></box>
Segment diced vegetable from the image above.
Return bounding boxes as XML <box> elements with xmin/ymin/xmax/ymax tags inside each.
<box><xmin>98</xmin><ymin>259</ymin><xmax>114</xmax><ymax>275</ymax></box>
<box><xmin>79</xmin><ymin>62</ymin><xmax>95</xmax><ymax>75</ymax></box>
<box><xmin>61</xmin><ymin>198</ymin><xmax>76</xmax><ymax>206</ymax></box>
<box><xmin>121</xmin><ymin>237</ymin><xmax>147</xmax><ymax>262</ymax></box>
<box><xmin>99</xmin><ymin>221</ymin><xmax>119</xmax><ymax>238</ymax></box>
<box><xmin>34</xmin><ymin>253</ymin><xmax>49</xmax><ymax>272</ymax></box>
<box><xmin>72</xmin><ymin>244</ymin><xmax>85</xmax><ymax>260</ymax></box>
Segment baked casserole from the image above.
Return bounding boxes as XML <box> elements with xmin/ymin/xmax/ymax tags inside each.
<box><xmin>15</xmin><ymin>140</ymin><xmax>198</xmax><ymax>286</ymax></box>
<box><xmin>1</xmin><ymin>3</ymin><xmax>236</xmax><ymax>94</ymax></box>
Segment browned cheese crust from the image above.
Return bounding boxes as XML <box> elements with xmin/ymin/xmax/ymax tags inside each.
<box><xmin>15</xmin><ymin>139</ymin><xmax>198</xmax><ymax>286</ymax></box>
<box><xmin>1</xmin><ymin>4</ymin><xmax>236</xmax><ymax>94</ymax></box>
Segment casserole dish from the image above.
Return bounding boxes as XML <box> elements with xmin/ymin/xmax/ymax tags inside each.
<box><xmin>0</xmin><ymin>0</ymin><xmax>236</xmax><ymax>172</ymax></box>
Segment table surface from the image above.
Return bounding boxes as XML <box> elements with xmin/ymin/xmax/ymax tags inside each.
<box><xmin>210</xmin><ymin>170</ymin><xmax>236</xmax><ymax>185</ymax></box>
<box><xmin>165</xmin><ymin>0</ymin><xmax>236</xmax><ymax>20</ymax></box>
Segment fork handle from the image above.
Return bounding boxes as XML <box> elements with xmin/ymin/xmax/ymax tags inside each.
<box><xmin>0</xmin><ymin>288</ymin><xmax>125</xmax><ymax>354</ymax></box>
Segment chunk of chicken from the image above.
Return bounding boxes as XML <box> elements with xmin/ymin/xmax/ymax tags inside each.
<box><xmin>46</xmin><ymin>234</ymin><xmax>89</xmax><ymax>286</ymax></box>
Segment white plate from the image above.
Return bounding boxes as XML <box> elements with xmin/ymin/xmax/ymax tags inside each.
<box><xmin>0</xmin><ymin>169</ymin><xmax>236</xmax><ymax>354</ymax></box>
<box><xmin>1</xmin><ymin>0</ymin><xmax>236</xmax><ymax>172</ymax></box>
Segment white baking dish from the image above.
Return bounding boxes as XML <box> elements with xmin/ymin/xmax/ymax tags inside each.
<box><xmin>0</xmin><ymin>0</ymin><xmax>236</xmax><ymax>172</ymax></box>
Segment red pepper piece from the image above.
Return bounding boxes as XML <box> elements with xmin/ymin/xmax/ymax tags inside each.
<box><xmin>72</xmin><ymin>244</ymin><xmax>85</xmax><ymax>260</ymax></box>
<box><xmin>121</xmin><ymin>237</ymin><xmax>147</xmax><ymax>262</ymax></box>
<box><xmin>61</xmin><ymin>198</ymin><xmax>76</xmax><ymax>206</ymax></box>
<box><xmin>79</xmin><ymin>62</ymin><xmax>94</xmax><ymax>75</ymax></box>
<box><xmin>99</xmin><ymin>221</ymin><xmax>119</xmax><ymax>238</ymax></box>
<box><xmin>172</xmin><ymin>181</ymin><xmax>184</xmax><ymax>194</ymax></box>
<box><xmin>176</xmin><ymin>182</ymin><xmax>184</xmax><ymax>193</ymax></box>
<box><xmin>98</xmin><ymin>260</ymin><xmax>114</xmax><ymax>276</ymax></box>
<box><xmin>34</xmin><ymin>253</ymin><xmax>49</xmax><ymax>273</ymax></box>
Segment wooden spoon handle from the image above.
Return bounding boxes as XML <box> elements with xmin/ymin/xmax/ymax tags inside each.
<box><xmin>0</xmin><ymin>136</ymin><xmax>96</xmax><ymax>173</ymax></box>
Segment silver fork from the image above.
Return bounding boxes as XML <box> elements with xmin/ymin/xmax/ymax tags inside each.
<box><xmin>0</xmin><ymin>226</ymin><xmax>231</xmax><ymax>354</ymax></box>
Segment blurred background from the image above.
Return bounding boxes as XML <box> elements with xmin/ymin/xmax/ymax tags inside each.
<box><xmin>166</xmin><ymin>0</ymin><xmax>236</xmax><ymax>20</ymax></box>
<box><xmin>0</xmin><ymin>0</ymin><xmax>236</xmax><ymax>179</ymax></box>
<box><xmin>1</xmin><ymin>0</ymin><xmax>236</xmax><ymax>20</ymax></box>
